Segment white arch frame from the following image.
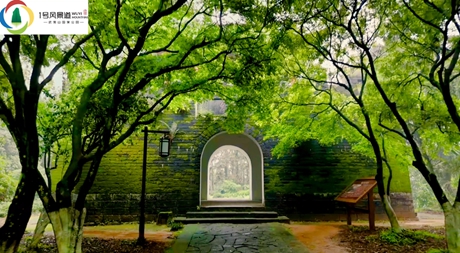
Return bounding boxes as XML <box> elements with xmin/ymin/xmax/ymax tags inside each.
<box><xmin>207</xmin><ymin>145</ymin><xmax>253</xmax><ymax>200</ymax></box>
<box><xmin>199</xmin><ymin>131</ymin><xmax>265</xmax><ymax>206</ymax></box>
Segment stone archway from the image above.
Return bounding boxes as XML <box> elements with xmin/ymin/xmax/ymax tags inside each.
<box><xmin>200</xmin><ymin>132</ymin><xmax>264</xmax><ymax>207</ymax></box>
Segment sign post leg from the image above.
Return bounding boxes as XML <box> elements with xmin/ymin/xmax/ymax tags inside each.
<box><xmin>346</xmin><ymin>204</ymin><xmax>352</xmax><ymax>226</ymax></box>
<box><xmin>368</xmin><ymin>192</ymin><xmax>375</xmax><ymax>231</ymax></box>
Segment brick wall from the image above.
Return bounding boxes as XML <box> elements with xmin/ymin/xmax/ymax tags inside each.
<box><xmin>262</xmin><ymin>139</ymin><xmax>415</xmax><ymax>221</ymax></box>
<box><xmin>79</xmin><ymin>112</ymin><xmax>416</xmax><ymax>224</ymax></box>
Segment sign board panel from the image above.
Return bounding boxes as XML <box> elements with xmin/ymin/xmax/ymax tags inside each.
<box><xmin>335</xmin><ymin>178</ymin><xmax>377</xmax><ymax>204</ymax></box>
<box><xmin>0</xmin><ymin>0</ymin><xmax>88</xmax><ymax>35</ymax></box>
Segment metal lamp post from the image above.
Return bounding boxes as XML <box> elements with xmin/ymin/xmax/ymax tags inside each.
<box><xmin>138</xmin><ymin>126</ymin><xmax>171</xmax><ymax>245</ymax></box>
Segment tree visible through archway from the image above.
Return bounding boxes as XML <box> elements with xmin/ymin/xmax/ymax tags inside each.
<box><xmin>208</xmin><ymin>145</ymin><xmax>251</xmax><ymax>200</ymax></box>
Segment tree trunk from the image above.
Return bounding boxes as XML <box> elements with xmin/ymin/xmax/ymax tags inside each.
<box><xmin>0</xmin><ymin>174</ymin><xmax>37</xmax><ymax>253</ymax></box>
<box><xmin>381</xmin><ymin>194</ymin><xmax>401</xmax><ymax>232</ymax></box>
<box><xmin>368</xmin><ymin>139</ymin><xmax>402</xmax><ymax>233</ymax></box>
<box><xmin>442</xmin><ymin>203</ymin><xmax>460</xmax><ymax>253</ymax></box>
<box><xmin>48</xmin><ymin>207</ymin><xmax>86</xmax><ymax>253</ymax></box>
<box><xmin>28</xmin><ymin>211</ymin><xmax>51</xmax><ymax>252</ymax></box>
<box><xmin>375</xmin><ymin>173</ymin><xmax>402</xmax><ymax>232</ymax></box>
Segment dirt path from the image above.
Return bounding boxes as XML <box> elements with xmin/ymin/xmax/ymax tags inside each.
<box><xmin>1</xmin><ymin>212</ymin><xmax>444</xmax><ymax>252</ymax></box>
<box><xmin>287</xmin><ymin>214</ymin><xmax>444</xmax><ymax>253</ymax></box>
<box><xmin>83</xmin><ymin>229</ymin><xmax>175</xmax><ymax>242</ymax></box>
<box><xmin>287</xmin><ymin>224</ymin><xmax>347</xmax><ymax>253</ymax></box>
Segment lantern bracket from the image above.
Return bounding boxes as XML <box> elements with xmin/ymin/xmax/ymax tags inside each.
<box><xmin>142</xmin><ymin>129</ymin><xmax>170</xmax><ymax>136</ymax></box>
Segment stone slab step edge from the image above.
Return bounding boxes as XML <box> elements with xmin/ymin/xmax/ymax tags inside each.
<box><xmin>186</xmin><ymin>211</ymin><xmax>279</xmax><ymax>218</ymax></box>
<box><xmin>198</xmin><ymin>207</ymin><xmax>269</xmax><ymax>212</ymax></box>
<box><xmin>173</xmin><ymin>216</ymin><xmax>290</xmax><ymax>224</ymax></box>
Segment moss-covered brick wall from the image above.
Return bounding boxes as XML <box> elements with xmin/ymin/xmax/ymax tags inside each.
<box><xmin>58</xmin><ymin>110</ymin><xmax>415</xmax><ymax>224</ymax></box>
<box><xmin>78</xmin><ymin>111</ymin><xmax>204</xmax><ymax>223</ymax></box>
<box><xmin>262</xmin><ymin>139</ymin><xmax>414</xmax><ymax>220</ymax></box>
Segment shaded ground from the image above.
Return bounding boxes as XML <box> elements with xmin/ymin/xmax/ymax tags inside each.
<box><xmin>83</xmin><ymin>224</ymin><xmax>175</xmax><ymax>241</ymax></box>
<box><xmin>18</xmin><ymin>223</ymin><xmax>175</xmax><ymax>253</ymax></box>
<box><xmin>22</xmin><ymin>233</ymin><xmax>171</xmax><ymax>253</ymax></box>
<box><xmin>338</xmin><ymin>226</ymin><xmax>446</xmax><ymax>253</ymax></box>
<box><xmin>5</xmin><ymin>212</ymin><xmax>445</xmax><ymax>252</ymax></box>
<box><xmin>83</xmin><ymin>229</ymin><xmax>174</xmax><ymax>241</ymax></box>
<box><xmin>287</xmin><ymin>214</ymin><xmax>446</xmax><ymax>253</ymax></box>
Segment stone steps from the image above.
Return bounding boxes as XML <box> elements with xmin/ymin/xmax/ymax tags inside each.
<box><xmin>199</xmin><ymin>201</ymin><xmax>267</xmax><ymax>211</ymax></box>
<box><xmin>186</xmin><ymin>211</ymin><xmax>279</xmax><ymax>218</ymax></box>
<box><xmin>198</xmin><ymin>207</ymin><xmax>269</xmax><ymax>212</ymax></box>
<box><xmin>173</xmin><ymin>211</ymin><xmax>290</xmax><ymax>224</ymax></box>
<box><xmin>173</xmin><ymin>216</ymin><xmax>290</xmax><ymax>224</ymax></box>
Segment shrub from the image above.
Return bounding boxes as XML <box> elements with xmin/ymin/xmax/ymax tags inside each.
<box><xmin>212</xmin><ymin>180</ymin><xmax>250</xmax><ymax>199</ymax></box>
<box><xmin>170</xmin><ymin>222</ymin><xmax>184</xmax><ymax>231</ymax></box>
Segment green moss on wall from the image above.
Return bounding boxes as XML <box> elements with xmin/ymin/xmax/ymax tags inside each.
<box><xmin>264</xmin><ymin>140</ymin><xmax>412</xmax><ymax>196</ymax></box>
<box><xmin>50</xmin><ymin>111</ymin><xmax>413</xmax><ymax>219</ymax></box>
<box><xmin>382</xmin><ymin>161</ymin><xmax>411</xmax><ymax>193</ymax></box>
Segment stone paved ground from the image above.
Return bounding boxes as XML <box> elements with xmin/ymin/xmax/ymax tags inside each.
<box><xmin>168</xmin><ymin>223</ymin><xmax>309</xmax><ymax>253</ymax></box>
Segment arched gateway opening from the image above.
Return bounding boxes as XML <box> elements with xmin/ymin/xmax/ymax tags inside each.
<box><xmin>200</xmin><ymin>132</ymin><xmax>264</xmax><ymax>207</ymax></box>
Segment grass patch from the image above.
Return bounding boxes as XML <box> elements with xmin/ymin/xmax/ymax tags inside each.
<box><xmin>369</xmin><ymin>229</ymin><xmax>444</xmax><ymax>246</ymax></box>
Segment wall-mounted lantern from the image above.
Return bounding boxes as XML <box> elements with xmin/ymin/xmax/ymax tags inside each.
<box><xmin>159</xmin><ymin>135</ymin><xmax>171</xmax><ymax>157</ymax></box>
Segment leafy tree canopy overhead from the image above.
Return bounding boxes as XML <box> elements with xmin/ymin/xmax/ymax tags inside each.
<box><xmin>0</xmin><ymin>0</ymin><xmax>284</xmax><ymax>250</ymax></box>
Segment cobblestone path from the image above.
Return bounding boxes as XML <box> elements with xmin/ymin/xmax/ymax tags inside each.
<box><xmin>168</xmin><ymin>223</ymin><xmax>309</xmax><ymax>253</ymax></box>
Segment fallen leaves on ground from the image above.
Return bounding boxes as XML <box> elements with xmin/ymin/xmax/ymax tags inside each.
<box><xmin>21</xmin><ymin>234</ymin><xmax>171</xmax><ymax>253</ymax></box>
<box><xmin>337</xmin><ymin>225</ymin><xmax>447</xmax><ymax>253</ymax></box>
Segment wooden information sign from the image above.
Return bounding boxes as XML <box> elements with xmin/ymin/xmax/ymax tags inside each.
<box><xmin>335</xmin><ymin>177</ymin><xmax>377</xmax><ymax>230</ymax></box>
